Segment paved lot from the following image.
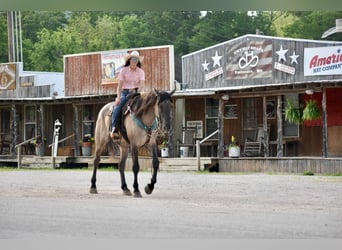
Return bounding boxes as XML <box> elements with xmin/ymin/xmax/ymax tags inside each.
<box><xmin>0</xmin><ymin>169</ymin><xmax>341</xmax><ymax>238</ymax></box>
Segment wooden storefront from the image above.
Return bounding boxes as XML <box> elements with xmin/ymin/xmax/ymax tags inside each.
<box><xmin>0</xmin><ymin>45</ymin><xmax>175</xmax><ymax>159</ymax></box>
<box><xmin>176</xmin><ymin>34</ymin><xmax>342</xmax><ymax>159</ymax></box>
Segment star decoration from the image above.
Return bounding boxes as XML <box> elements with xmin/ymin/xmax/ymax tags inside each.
<box><xmin>212</xmin><ymin>51</ymin><xmax>222</xmax><ymax>68</ymax></box>
<box><xmin>289</xmin><ymin>51</ymin><xmax>299</xmax><ymax>64</ymax></box>
<box><xmin>202</xmin><ymin>60</ymin><xmax>210</xmax><ymax>71</ymax></box>
<box><xmin>276</xmin><ymin>44</ymin><xmax>288</xmax><ymax>62</ymax></box>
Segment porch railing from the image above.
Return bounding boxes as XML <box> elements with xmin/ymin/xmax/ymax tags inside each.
<box><xmin>196</xmin><ymin>129</ymin><xmax>219</xmax><ymax>171</ymax></box>
<box><xmin>15</xmin><ymin>136</ymin><xmax>38</xmax><ymax>169</ymax></box>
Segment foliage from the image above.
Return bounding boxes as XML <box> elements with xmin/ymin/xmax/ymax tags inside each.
<box><xmin>229</xmin><ymin>135</ymin><xmax>239</xmax><ymax>148</ymax></box>
<box><xmin>80</xmin><ymin>134</ymin><xmax>95</xmax><ymax>143</ymax></box>
<box><xmin>2</xmin><ymin>11</ymin><xmax>342</xmax><ymax>71</ymax></box>
<box><xmin>285</xmin><ymin>98</ymin><xmax>321</xmax><ymax>125</ymax></box>
<box><xmin>302</xmin><ymin>99</ymin><xmax>321</xmax><ymax>121</ymax></box>
<box><xmin>282</xmin><ymin>11</ymin><xmax>342</xmax><ymax>41</ymax></box>
<box><xmin>285</xmin><ymin>98</ymin><xmax>303</xmax><ymax>125</ymax></box>
<box><xmin>32</xmin><ymin>136</ymin><xmax>46</xmax><ymax>146</ymax></box>
<box><xmin>159</xmin><ymin>139</ymin><xmax>168</xmax><ymax>149</ymax></box>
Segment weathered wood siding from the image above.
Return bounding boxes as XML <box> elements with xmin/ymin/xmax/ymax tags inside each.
<box><xmin>182</xmin><ymin>34</ymin><xmax>342</xmax><ymax>89</ymax></box>
<box><xmin>218</xmin><ymin>157</ymin><xmax>342</xmax><ymax>174</ymax></box>
<box><xmin>64</xmin><ymin>45</ymin><xmax>174</xmax><ymax>97</ymax></box>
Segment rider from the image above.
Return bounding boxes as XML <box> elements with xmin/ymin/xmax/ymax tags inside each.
<box><xmin>110</xmin><ymin>51</ymin><xmax>145</xmax><ymax>138</ymax></box>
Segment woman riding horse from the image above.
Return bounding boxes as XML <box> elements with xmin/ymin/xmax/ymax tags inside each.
<box><xmin>90</xmin><ymin>88</ymin><xmax>175</xmax><ymax>197</ymax></box>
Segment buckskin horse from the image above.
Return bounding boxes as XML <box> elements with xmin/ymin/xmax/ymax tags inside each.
<box><xmin>90</xmin><ymin>89</ymin><xmax>175</xmax><ymax>197</ymax></box>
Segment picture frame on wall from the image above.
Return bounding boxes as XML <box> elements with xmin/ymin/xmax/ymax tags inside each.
<box><xmin>224</xmin><ymin>104</ymin><xmax>238</xmax><ymax>119</ymax></box>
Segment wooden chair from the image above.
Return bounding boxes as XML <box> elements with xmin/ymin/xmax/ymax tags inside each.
<box><xmin>242</xmin><ymin>125</ymin><xmax>269</xmax><ymax>157</ymax></box>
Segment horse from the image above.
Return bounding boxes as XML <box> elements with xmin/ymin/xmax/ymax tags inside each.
<box><xmin>90</xmin><ymin>88</ymin><xmax>175</xmax><ymax>197</ymax></box>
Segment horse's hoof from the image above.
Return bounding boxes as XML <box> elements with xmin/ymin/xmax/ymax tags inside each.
<box><xmin>133</xmin><ymin>191</ymin><xmax>142</xmax><ymax>198</ymax></box>
<box><xmin>90</xmin><ymin>188</ymin><xmax>98</xmax><ymax>194</ymax></box>
<box><xmin>122</xmin><ymin>188</ymin><xmax>132</xmax><ymax>196</ymax></box>
<box><xmin>145</xmin><ymin>184</ymin><xmax>153</xmax><ymax>195</ymax></box>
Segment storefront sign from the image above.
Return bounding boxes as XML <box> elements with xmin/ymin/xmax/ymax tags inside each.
<box><xmin>304</xmin><ymin>46</ymin><xmax>342</xmax><ymax>76</ymax></box>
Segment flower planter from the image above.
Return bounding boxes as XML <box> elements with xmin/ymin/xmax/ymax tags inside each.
<box><xmin>35</xmin><ymin>145</ymin><xmax>44</xmax><ymax>156</ymax></box>
<box><xmin>229</xmin><ymin>146</ymin><xmax>240</xmax><ymax>158</ymax></box>
<box><xmin>161</xmin><ymin>147</ymin><xmax>169</xmax><ymax>158</ymax></box>
<box><xmin>81</xmin><ymin>142</ymin><xmax>93</xmax><ymax>156</ymax></box>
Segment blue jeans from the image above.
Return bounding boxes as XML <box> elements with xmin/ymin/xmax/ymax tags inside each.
<box><xmin>111</xmin><ymin>89</ymin><xmax>130</xmax><ymax>130</ymax></box>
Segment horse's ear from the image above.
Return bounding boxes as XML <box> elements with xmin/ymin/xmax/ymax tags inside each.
<box><xmin>153</xmin><ymin>88</ymin><xmax>159</xmax><ymax>96</ymax></box>
<box><xmin>169</xmin><ymin>88</ymin><xmax>176</xmax><ymax>96</ymax></box>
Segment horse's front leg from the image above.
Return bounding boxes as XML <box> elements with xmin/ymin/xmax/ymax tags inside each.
<box><xmin>131</xmin><ymin>146</ymin><xmax>142</xmax><ymax>198</ymax></box>
<box><xmin>119</xmin><ymin>146</ymin><xmax>131</xmax><ymax>196</ymax></box>
<box><xmin>145</xmin><ymin>144</ymin><xmax>159</xmax><ymax>195</ymax></box>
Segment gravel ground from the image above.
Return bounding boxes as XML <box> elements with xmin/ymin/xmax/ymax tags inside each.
<box><xmin>0</xmin><ymin>169</ymin><xmax>341</xmax><ymax>239</ymax></box>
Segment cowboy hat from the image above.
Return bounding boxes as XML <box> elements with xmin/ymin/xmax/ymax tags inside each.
<box><xmin>125</xmin><ymin>50</ymin><xmax>143</xmax><ymax>63</ymax></box>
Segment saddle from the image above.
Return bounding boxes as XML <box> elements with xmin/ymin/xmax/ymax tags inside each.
<box><xmin>112</xmin><ymin>92</ymin><xmax>141</xmax><ymax>142</ymax></box>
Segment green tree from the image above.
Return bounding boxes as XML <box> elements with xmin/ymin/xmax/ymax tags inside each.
<box><xmin>0</xmin><ymin>14</ymin><xmax>8</xmax><ymax>63</ymax></box>
<box><xmin>282</xmin><ymin>11</ymin><xmax>342</xmax><ymax>41</ymax></box>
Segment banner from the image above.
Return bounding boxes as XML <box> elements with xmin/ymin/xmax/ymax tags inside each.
<box><xmin>304</xmin><ymin>46</ymin><xmax>342</xmax><ymax>76</ymax></box>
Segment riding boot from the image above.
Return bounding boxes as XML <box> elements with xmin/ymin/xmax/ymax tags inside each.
<box><xmin>110</xmin><ymin>127</ymin><xmax>120</xmax><ymax>139</ymax></box>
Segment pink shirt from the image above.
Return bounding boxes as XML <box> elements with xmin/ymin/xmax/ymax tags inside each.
<box><xmin>118</xmin><ymin>66</ymin><xmax>145</xmax><ymax>89</ymax></box>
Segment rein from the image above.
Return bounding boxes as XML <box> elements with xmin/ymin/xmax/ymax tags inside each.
<box><xmin>126</xmin><ymin>106</ymin><xmax>159</xmax><ymax>135</ymax></box>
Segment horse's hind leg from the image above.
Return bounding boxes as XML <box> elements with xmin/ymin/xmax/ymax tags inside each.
<box><xmin>90</xmin><ymin>153</ymin><xmax>100</xmax><ymax>193</ymax></box>
<box><xmin>119</xmin><ymin>146</ymin><xmax>132</xmax><ymax>196</ymax></box>
<box><xmin>145</xmin><ymin>144</ymin><xmax>159</xmax><ymax>195</ymax></box>
<box><xmin>131</xmin><ymin>146</ymin><xmax>142</xmax><ymax>198</ymax></box>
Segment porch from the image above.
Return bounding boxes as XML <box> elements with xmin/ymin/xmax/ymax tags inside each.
<box><xmin>1</xmin><ymin>155</ymin><xmax>341</xmax><ymax>174</ymax></box>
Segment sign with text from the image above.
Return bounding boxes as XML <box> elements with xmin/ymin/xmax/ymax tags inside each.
<box><xmin>304</xmin><ymin>46</ymin><xmax>342</xmax><ymax>76</ymax></box>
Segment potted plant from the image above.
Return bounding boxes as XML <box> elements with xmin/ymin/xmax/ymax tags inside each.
<box><xmin>285</xmin><ymin>98</ymin><xmax>321</xmax><ymax>125</ymax></box>
<box><xmin>159</xmin><ymin>139</ymin><xmax>169</xmax><ymax>158</ymax></box>
<box><xmin>228</xmin><ymin>135</ymin><xmax>240</xmax><ymax>158</ymax></box>
<box><xmin>33</xmin><ymin>136</ymin><xmax>46</xmax><ymax>156</ymax></box>
<box><xmin>80</xmin><ymin>134</ymin><xmax>94</xmax><ymax>156</ymax></box>
<box><xmin>302</xmin><ymin>99</ymin><xmax>321</xmax><ymax>121</ymax></box>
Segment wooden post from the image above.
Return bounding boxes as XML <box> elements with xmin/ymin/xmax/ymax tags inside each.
<box><xmin>276</xmin><ymin>95</ymin><xmax>283</xmax><ymax>157</ymax></box>
<box><xmin>73</xmin><ymin>104</ymin><xmax>80</xmax><ymax>156</ymax></box>
<box><xmin>196</xmin><ymin>140</ymin><xmax>200</xmax><ymax>171</ymax></box>
<box><xmin>17</xmin><ymin>146</ymin><xmax>21</xmax><ymax>168</ymax></box>
<box><xmin>322</xmin><ymin>87</ymin><xmax>328</xmax><ymax>158</ymax></box>
<box><xmin>263</xmin><ymin>96</ymin><xmax>269</xmax><ymax>157</ymax></box>
<box><xmin>218</xmin><ymin>97</ymin><xmax>225</xmax><ymax>158</ymax></box>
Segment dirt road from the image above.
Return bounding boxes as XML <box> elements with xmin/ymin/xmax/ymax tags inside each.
<box><xmin>0</xmin><ymin>169</ymin><xmax>341</xmax><ymax>238</ymax></box>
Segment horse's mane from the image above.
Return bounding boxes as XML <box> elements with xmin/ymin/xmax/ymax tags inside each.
<box><xmin>128</xmin><ymin>92</ymin><xmax>158</xmax><ymax>117</ymax></box>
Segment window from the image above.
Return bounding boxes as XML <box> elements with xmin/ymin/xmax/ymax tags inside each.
<box><xmin>83</xmin><ymin>105</ymin><xmax>94</xmax><ymax>137</ymax></box>
<box><xmin>24</xmin><ymin>105</ymin><xmax>36</xmax><ymax>140</ymax></box>
<box><xmin>205</xmin><ymin>98</ymin><xmax>218</xmax><ymax>137</ymax></box>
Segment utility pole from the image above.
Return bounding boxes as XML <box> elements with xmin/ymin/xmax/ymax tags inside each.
<box><xmin>7</xmin><ymin>11</ymin><xmax>15</xmax><ymax>62</ymax></box>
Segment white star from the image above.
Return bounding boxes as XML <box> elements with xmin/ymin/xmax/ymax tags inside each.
<box><xmin>212</xmin><ymin>51</ymin><xmax>222</xmax><ymax>68</ymax></box>
<box><xmin>276</xmin><ymin>44</ymin><xmax>288</xmax><ymax>62</ymax></box>
<box><xmin>289</xmin><ymin>51</ymin><xmax>299</xmax><ymax>64</ymax></box>
<box><xmin>202</xmin><ymin>60</ymin><xmax>210</xmax><ymax>71</ymax></box>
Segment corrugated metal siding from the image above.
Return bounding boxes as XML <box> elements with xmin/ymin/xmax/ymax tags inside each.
<box><xmin>64</xmin><ymin>46</ymin><xmax>173</xmax><ymax>97</ymax></box>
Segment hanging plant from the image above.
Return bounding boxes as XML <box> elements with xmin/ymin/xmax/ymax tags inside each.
<box><xmin>302</xmin><ymin>99</ymin><xmax>321</xmax><ymax>121</ymax></box>
<box><xmin>285</xmin><ymin>99</ymin><xmax>303</xmax><ymax>125</ymax></box>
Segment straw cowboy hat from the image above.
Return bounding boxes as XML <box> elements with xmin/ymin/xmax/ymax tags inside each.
<box><xmin>125</xmin><ymin>50</ymin><xmax>143</xmax><ymax>63</ymax></box>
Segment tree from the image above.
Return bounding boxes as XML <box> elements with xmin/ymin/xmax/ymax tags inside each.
<box><xmin>282</xmin><ymin>11</ymin><xmax>342</xmax><ymax>41</ymax></box>
<box><xmin>0</xmin><ymin>13</ymin><xmax>8</xmax><ymax>63</ymax></box>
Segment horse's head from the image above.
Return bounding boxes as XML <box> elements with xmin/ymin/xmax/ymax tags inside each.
<box><xmin>153</xmin><ymin>88</ymin><xmax>175</xmax><ymax>132</ymax></box>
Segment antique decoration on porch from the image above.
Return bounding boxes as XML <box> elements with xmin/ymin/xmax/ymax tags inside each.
<box><xmin>228</xmin><ymin>135</ymin><xmax>240</xmax><ymax>158</ymax></box>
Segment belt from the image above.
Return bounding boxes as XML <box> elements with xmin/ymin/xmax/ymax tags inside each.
<box><xmin>122</xmin><ymin>88</ymin><xmax>138</xmax><ymax>93</ymax></box>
